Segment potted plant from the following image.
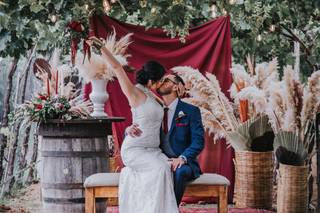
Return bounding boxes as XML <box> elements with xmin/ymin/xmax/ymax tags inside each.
<box><xmin>269</xmin><ymin>68</ymin><xmax>320</xmax><ymax>213</ymax></box>
<box><xmin>172</xmin><ymin>60</ymin><xmax>278</xmax><ymax>209</ymax></box>
<box><xmin>232</xmin><ymin>62</ymin><xmax>320</xmax><ymax>212</ymax></box>
<box><xmin>76</xmin><ymin>30</ymin><xmax>132</xmax><ymax>117</ymax></box>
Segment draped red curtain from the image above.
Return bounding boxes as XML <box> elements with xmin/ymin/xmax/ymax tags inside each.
<box><xmin>85</xmin><ymin>15</ymin><xmax>234</xmax><ymax>202</ymax></box>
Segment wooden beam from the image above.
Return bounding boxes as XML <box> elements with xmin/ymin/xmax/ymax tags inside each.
<box><xmin>184</xmin><ymin>185</ymin><xmax>219</xmax><ymax>197</ymax></box>
<box><xmin>94</xmin><ymin>187</ymin><xmax>119</xmax><ymax>198</ymax></box>
<box><xmin>218</xmin><ymin>186</ymin><xmax>228</xmax><ymax>213</ymax></box>
<box><xmin>85</xmin><ymin>188</ymin><xmax>95</xmax><ymax>213</ymax></box>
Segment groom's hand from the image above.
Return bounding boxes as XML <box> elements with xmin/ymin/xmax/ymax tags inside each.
<box><xmin>126</xmin><ymin>123</ymin><xmax>142</xmax><ymax>137</ymax></box>
<box><xmin>169</xmin><ymin>158</ymin><xmax>185</xmax><ymax>172</ymax></box>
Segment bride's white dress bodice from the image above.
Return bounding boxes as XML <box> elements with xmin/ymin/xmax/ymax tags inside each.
<box><xmin>122</xmin><ymin>84</ymin><xmax>163</xmax><ymax>149</ymax></box>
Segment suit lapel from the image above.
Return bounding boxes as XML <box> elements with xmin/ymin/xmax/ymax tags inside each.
<box><xmin>168</xmin><ymin>99</ymin><xmax>183</xmax><ymax>137</ymax></box>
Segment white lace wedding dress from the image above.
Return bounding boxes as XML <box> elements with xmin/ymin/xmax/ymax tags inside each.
<box><xmin>119</xmin><ymin>84</ymin><xmax>179</xmax><ymax>213</ymax></box>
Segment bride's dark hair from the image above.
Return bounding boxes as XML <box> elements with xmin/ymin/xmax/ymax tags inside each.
<box><xmin>136</xmin><ymin>61</ymin><xmax>166</xmax><ymax>85</ymax></box>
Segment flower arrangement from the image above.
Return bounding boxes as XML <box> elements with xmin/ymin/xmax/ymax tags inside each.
<box><xmin>23</xmin><ymin>95</ymin><xmax>71</xmax><ymax>121</ymax></box>
<box><xmin>76</xmin><ymin>30</ymin><xmax>133</xmax><ymax>82</ymax></box>
<box><xmin>13</xmin><ymin>51</ymin><xmax>92</xmax><ymax>123</ymax></box>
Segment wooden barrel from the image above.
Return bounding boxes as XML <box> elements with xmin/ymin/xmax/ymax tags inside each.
<box><xmin>38</xmin><ymin>118</ymin><xmax>124</xmax><ymax>213</ymax></box>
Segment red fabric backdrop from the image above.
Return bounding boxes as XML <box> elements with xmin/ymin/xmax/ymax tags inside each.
<box><xmin>84</xmin><ymin>15</ymin><xmax>235</xmax><ymax>202</ymax></box>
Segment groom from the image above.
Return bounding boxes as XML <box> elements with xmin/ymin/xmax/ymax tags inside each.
<box><xmin>127</xmin><ymin>74</ymin><xmax>205</xmax><ymax>205</ymax></box>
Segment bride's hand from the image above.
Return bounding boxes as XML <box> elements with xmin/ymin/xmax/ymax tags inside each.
<box><xmin>86</xmin><ymin>36</ymin><xmax>104</xmax><ymax>50</ymax></box>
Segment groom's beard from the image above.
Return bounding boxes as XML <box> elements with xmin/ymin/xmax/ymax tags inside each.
<box><xmin>157</xmin><ymin>87</ymin><xmax>173</xmax><ymax>96</ymax></box>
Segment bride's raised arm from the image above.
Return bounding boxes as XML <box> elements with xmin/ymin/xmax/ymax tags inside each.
<box><xmin>87</xmin><ymin>36</ymin><xmax>146</xmax><ymax>108</ymax></box>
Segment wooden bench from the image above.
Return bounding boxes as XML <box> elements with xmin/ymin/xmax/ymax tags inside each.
<box><xmin>84</xmin><ymin>173</ymin><xmax>230</xmax><ymax>213</ymax></box>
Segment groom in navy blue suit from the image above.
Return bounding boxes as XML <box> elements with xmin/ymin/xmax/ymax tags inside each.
<box><xmin>127</xmin><ymin>74</ymin><xmax>205</xmax><ymax>205</ymax></box>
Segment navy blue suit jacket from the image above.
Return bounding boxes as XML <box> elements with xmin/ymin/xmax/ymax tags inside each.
<box><xmin>160</xmin><ymin>99</ymin><xmax>205</xmax><ymax>178</ymax></box>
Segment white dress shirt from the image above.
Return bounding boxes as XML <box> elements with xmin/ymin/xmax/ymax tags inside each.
<box><xmin>166</xmin><ymin>98</ymin><xmax>179</xmax><ymax>131</ymax></box>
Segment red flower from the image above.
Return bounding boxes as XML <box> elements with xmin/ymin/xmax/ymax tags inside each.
<box><xmin>67</xmin><ymin>21</ymin><xmax>84</xmax><ymax>32</ymax></box>
<box><xmin>35</xmin><ymin>104</ymin><xmax>43</xmax><ymax>110</ymax></box>
<box><xmin>39</xmin><ymin>95</ymin><xmax>47</xmax><ymax>100</ymax></box>
<box><xmin>54</xmin><ymin>103</ymin><xmax>64</xmax><ymax>110</ymax></box>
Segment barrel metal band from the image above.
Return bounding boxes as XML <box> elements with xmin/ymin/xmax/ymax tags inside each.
<box><xmin>41</xmin><ymin>151</ymin><xmax>106</xmax><ymax>157</ymax></box>
<box><xmin>43</xmin><ymin>197</ymin><xmax>105</xmax><ymax>204</ymax></box>
<box><xmin>42</xmin><ymin>183</ymin><xmax>84</xmax><ymax>189</ymax></box>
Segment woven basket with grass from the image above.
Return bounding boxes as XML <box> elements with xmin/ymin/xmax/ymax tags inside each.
<box><xmin>234</xmin><ymin>151</ymin><xmax>273</xmax><ymax>209</ymax></box>
<box><xmin>277</xmin><ymin>163</ymin><xmax>308</xmax><ymax>213</ymax></box>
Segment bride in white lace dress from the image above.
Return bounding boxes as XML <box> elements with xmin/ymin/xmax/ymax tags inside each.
<box><xmin>87</xmin><ymin>37</ymin><xmax>179</xmax><ymax>213</ymax></box>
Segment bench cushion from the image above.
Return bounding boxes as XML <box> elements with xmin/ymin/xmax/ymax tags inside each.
<box><xmin>84</xmin><ymin>173</ymin><xmax>230</xmax><ymax>188</ymax></box>
<box><xmin>191</xmin><ymin>173</ymin><xmax>230</xmax><ymax>186</ymax></box>
<box><xmin>84</xmin><ymin>173</ymin><xmax>120</xmax><ymax>187</ymax></box>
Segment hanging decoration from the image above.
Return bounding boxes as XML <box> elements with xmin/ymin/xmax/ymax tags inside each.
<box><xmin>66</xmin><ymin>21</ymin><xmax>90</xmax><ymax>65</ymax></box>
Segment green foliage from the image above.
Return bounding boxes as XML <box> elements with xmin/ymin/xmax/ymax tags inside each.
<box><xmin>228</xmin><ymin>0</ymin><xmax>320</xmax><ymax>74</ymax></box>
<box><xmin>0</xmin><ymin>0</ymin><xmax>98</xmax><ymax>58</ymax></box>
<box><xmin>1</xmin><ymin>0</ymin><xmax>320</xmax><ymax>76</ymax></box>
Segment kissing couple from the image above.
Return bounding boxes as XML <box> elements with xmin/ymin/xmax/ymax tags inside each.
<box><xmin>87</xmin><ymin>36</ymin><xmax>204</xmax><ymax>213</ymax></box>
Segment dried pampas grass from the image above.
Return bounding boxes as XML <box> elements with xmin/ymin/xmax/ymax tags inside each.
<box><xmin>172</xmin><ymin>66</ymin><xmax>239</xmax><ymax>143</ymax></box>
<box><xmin>230</xmin><ymin>58</ymin><xmax>279</xmax><ymax>122</ymax></box>
<box><xmin>252</xmin><ymin>58</ymin><xmax>279</xmax><ymax>90</ymax></box>
<box><xmin>301</xmin><ymin>70</ymin><xmax>320</xmax><ymax>129</ymax></box>
<box><xmin>282</xmin><ymin>66</ymin><xmax>304</xmax><ymax>132</ymax></box>
<box><xmin>76</xmin><ymin>31</ymin><xmax>132</xmax><ymax>82</ymax></box>
<box><xmin>76</xmin><ymin>52</ymin><xmax>118</xmax><ymax>82</ymax></box>
<box><xmin>234</xmin><ymin>86</ymin><xmax>267</xmax><ymax>114</ymax></box>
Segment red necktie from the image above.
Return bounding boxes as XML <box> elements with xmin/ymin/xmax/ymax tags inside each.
<box><xmin>163</xmin><ymin>107</ymin><xmax>169</xmax><ymax>134</ymax></box>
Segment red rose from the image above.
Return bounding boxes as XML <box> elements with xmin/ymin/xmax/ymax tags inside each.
<box><xmin>35</xmin><ymin>104</ymin><xmax>43</xmax><ymax>110</ymax></box>
<box><xmin>67</xmin><ymin>21</ymin><xmax>84</xmax><ymax>32</ymax></box>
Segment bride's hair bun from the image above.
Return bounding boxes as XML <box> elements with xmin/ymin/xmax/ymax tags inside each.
<box><xmin>136</xmin><ymin>67</ymin><xmax>149</xmax><ymax>85</ymax></box>
<box><xmin>136</xmin><ymin>61</ymin><xmax>166</xmax><ymax>85</ymax></box>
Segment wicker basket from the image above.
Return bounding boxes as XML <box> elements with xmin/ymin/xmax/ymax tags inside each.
<box><xmin>277</xmin><ymin>163</ymin><xmax>308</xmax><ymax>213</ymax></box>
<box><xmin>234</xmin><ymin>151</ymin><xmax>273</xmax><ymax>209</ymax></box>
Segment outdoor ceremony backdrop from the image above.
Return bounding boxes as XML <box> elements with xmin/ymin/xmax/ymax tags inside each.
<box><xmin>84</xmin><ymin>15</ymin><xmax>233</xmax><ymax>201</ymax></box>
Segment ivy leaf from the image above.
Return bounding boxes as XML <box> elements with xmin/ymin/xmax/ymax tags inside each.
<box><xmin>238</xmin><ymin>20</ymin><xmax>251</xmax><ymax>30</ymax></box>
<box><xmin>30</xmin><ymin>4</ymin><xmax>45</xmax><ymax>13</ymax></box>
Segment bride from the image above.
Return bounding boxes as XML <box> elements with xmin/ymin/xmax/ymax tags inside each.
<box><xmin>87</xmin><ymin>37</ymin><xmax>179</xmax><ymax>213</ymax></box>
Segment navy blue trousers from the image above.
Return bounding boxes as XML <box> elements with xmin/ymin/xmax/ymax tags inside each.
<box><xmin>173</xmin><ymin>164</ymin><xmax>194</xmax><ymax>205</ymax></box>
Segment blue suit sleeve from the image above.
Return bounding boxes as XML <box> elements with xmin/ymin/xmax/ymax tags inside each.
<box><xmin>181</xmin><ymin>107</ymin><xmax>205</xmax><ymax>161</ymax></box>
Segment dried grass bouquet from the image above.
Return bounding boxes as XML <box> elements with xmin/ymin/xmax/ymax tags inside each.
<box><xmin>76</xmin><ymin>30</ymin><xmax>132</xmax><ymax>82</ymax></box>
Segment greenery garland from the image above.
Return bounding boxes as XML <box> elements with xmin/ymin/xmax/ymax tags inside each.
<box><xmin>0</xmin><ymin>0</ymin><xmax>319</xmax><ymax>75</ymax></box>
